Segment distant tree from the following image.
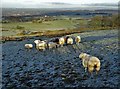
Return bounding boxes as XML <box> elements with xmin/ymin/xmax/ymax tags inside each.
<box><xmin>32</xmin><ymin>20</ymin><xmax>37</xmax><ymax>23</ymax></box>
<box><xmin>89</xmin><ymin>15</ymin><xmax>103</xmax><ymax>27</ymax></box>
<box><xmin>37</xmin><ymin>19</ymin><xmax>42</xmax><ymax>23</ymax></box>
<box><xmin>88</xmin><ymin>15</ymin><xmax>119</xmax><ymax>28</ymax></box>
<box><xmin>16</xmin><ymin>25</ymin><xmax>24</xmax><ymax>29</ymax></box>
<box><xmin>69</xmin><ymin>18</ymin><xmax>72</xmax><ymax>20</ymax></box>
<box><xmin>2</xmin><ymin>20</ymin><xmax>9</xmax><ymax>23</ymax></box>
<box><xmin>101</xmin><ymin>16</ymin><xmax>112</xmax><ymax>27</ymax></box>
<box><xmin>111</xmin><ymin>14</ymin><xmax>120</xmax><ymax>27</ymax></box>
<box><xmin>76</xmin><ymin>13</ymin><xmax>80</xmax><ymax>15</ymax></box>
<box><xmin>32</xmin><ymin>19</ymin><xmax>42</xmax><ymax>23</ymax></box>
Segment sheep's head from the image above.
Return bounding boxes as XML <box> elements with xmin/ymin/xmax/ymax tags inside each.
<box><xmin>79</xmin><ymin>53</ymin><xmax>87</xmax><ymax>59</ymax></box>
<box><xmin>34</xmin><ymin>40</ymin><xmax>41</xmax><ymax>44</ymax></box>
<box><xmin>59</xmin><ymin>37</ymin><xmax>65</xmax><ymax>44</ymax></box>
<box><xmin>76</xmin><ymin>36</ymin><xmax>80</xmax><ymax>39</ymax></box>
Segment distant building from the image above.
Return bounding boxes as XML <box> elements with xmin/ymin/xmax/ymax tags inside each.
<box><xmin>44</xmin><ymin>15</ymin><xmax>48</xmax><ymax>18</ymax></box>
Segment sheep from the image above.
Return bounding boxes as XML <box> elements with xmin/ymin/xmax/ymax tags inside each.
<box><xmin>79</xmin><ymin>53</ymin><xmax>101</xmax><ymax>74</ymax></box>
<box><xmin>47</xmin><ymin>42</ymin><xmax>58</xmax><ymax>49</ymax></box>
<box><xmin>59</xmin><ymin>37</ymin><xmax>65</xmax><ymax>47</ymax></box>
<box><xmin>34</xmin><ymin>40</ymin><xmax>41</xmax><ymax>49</ymax></box>
<box><xmin>75</xmin><ymin>36</ymin><xmax>81</xmax><ymax>44</ymax></box>
<box><xmin>50</xmin><ymin>37</ymin><xmax>68</xmax><ymax>47</ymax></box>
<box><xmin>51</xmin><ymin>37</ymin><xmax>59</xmax><ymax>44</ymax></box>
<box><xmin>25</xmin><ymin>44</ymin><xmax>33</xmax><ymax>49</ymax></box>
<box><xmin>34</xmin><ymin>40</ymin><xmax>41</xmax><ymax>44</ymax></box>
<box><xmin>67</xmin><ymin>37</ymin><xmax>73</xmax><ymax>45</ymax></box>
<box><xmin>36</xmin><ymin>41</ymin><xmax>47</xmax><ymax>51</ymax></box>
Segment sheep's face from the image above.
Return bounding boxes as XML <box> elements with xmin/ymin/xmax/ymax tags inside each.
<box><xmin>34</xmin><ymin>40</ymin><xmax>41</xmax><ymax>44</ymax></box>
<box><xmin>76</xmin><ymin>36</ymin><xmax>80</xmax><ymax>39</ymax></box>
<box><xmin>79</xmin><ymin>53</ymin><xmax>87</xmax><ymax>59</ymax></box>
<box><xmin>59</xmin><ymin>37</ymin><xmax>65</xmax><ymax>44</ymax></box>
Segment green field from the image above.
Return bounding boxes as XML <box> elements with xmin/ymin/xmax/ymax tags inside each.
<box><xmin>2</xmin><ymin>15</ymin><xmax>117</xmax><ymax>38</ymax></box>
<box><xmin>2</xmin><ymin>19</ymin><xmax>87</xmax><ymax>36</ymax></box>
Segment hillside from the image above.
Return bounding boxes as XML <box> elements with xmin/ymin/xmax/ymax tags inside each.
<box><xmin>2</xmin><ymin>29</ymin><xmax>119</xmax><ymax>88</ymax></box>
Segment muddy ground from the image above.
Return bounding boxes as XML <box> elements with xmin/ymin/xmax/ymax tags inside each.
<box><xmin>2</xmin><ymin>30</ymin><xmax>119</xmax><ymax>88</ymax></box>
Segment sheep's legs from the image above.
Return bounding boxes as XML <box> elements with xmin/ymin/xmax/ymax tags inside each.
<box><xmin>76</xmin><ymin>43</ymin><xmax>79</xmax><ymax>45</ymax></box>
<box><xmin>61</xmin><ymin>45</ymin><xmax>63</xmax><ymax>47</ymax></box>
<box><xmin>42</xmin><ymin>49</ymin><xmax>45</xmax><ymax>51</ymax></box>
<box><xmin>27</xmin><ymin>49</ymin><xmax>30</xmax><ymax>52</ymax></box>
<box><xmin>96</xmin><ymin>71</ymin><xmax>99</xmax><ymax>75</ymax></box>
<box><xmin>96</xmin><ymin>66</ymin><xmax>100</xmax><ymax>75</ymax></box>
<box><xmin>85</xmin><ymin>68</ymin><xmax>87</xmax><ymax>72</ymax></box>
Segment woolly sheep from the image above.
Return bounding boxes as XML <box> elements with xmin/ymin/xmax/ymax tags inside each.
<box><xmin>48</xmin><ymin>42</ymin><xmax>58</xmax><ymax>49</ymax></box>
<box><xmin>36</xmin><ymin>41</ymin><xmax>47</xmax><ymax>51</ymax></box>
<box><xmin>75</xmin><ymin>36</ymin><xmax>81</xmax><ymax>44</ymax></box>
<box><xmin>79</xmin><ymin>53</ymin><xmax>101</xmax><ymax>74</ymax></box>
<box><xmin>34</xmin><ymin>40</ymin><xmax>41</xmax><ymax>49</ymax></box>
<box><xmin>67</xmin><ymin>37</ymin><xmax>73</xmax><ymax>45</ymax></box>
<box><xmin>34</xmin><ymin>40</ymin><xmax>41</xmax><ymax>44</ymax></box>
<box><xmin>59</xmin><ymin>37</ymin><xmax>65</xmax><ymax>47</ymax></box>
<box><xmin>25</xmin><ymin>44</ymin><xmax>33</xmax><ymax>49</ymax></box>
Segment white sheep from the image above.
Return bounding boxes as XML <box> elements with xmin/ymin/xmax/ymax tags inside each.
<box><xmin>48</xmin><ymin>42</ymin><xmax>58</xmax><ymax>49</ymax></box>
<box><xmin>67</xmin><ymin>37</ymin><xmax>73</xmax><ymax>45</ymax></box>
<box><xmin>75</xmin><ymin>36</ymin><xmax>81</xmax><ymax>44</ymax></box>
<box><xmin>59</xmin><ymin>37</ymin><xmax>65</xmax><ymax>47</ymax></box>
<box><xmin>34</xmin><ymin>40</ymin><xmax>41</xmax><ymax>44</ymax></box>
<box><xmin>79</xmin><ymin>53</ymin><xmax>101</xmax><ymax>74</ymax></box>
<box><xmin>34</xmin><ymin>40</ymin><xmax>41</xmax><ymax>49</ymax></box>
<box><xmin>25</xmin><ymin>44</ymin><xmax>33</xmax><ymax>49</ymax></box>
<box><xmin>36</xmin><ymin>41</ymin><xmax>47</xmax><ymax>51</ymax></box>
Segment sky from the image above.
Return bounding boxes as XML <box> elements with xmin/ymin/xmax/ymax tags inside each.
<box><xmin>1</xmin><ymin>0</ymin><xmax>119</xmax><ymax>8</ymax></box>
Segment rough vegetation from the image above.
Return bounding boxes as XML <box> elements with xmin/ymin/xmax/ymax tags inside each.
<box><xmin>2</xmin><ymin>14</ymin><xmax>119</xmax><ymax>37</ymax></box>
<box><xmin>2</xmin><ymin>29</ymin><xmax>119</xmax><ymax>88</ymax></box>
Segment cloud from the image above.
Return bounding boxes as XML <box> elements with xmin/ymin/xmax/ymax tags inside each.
<box><xmin>44</xmin><ymin>2</ymin><xmax>72</xmax><ymax>5</ymax></box>
<box><xmin>2</xmin><ymin>0</ymin><xmax>119</xmax><ymax>8</ymax></box>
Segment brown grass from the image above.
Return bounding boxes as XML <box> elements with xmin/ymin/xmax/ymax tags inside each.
<box><xmin>1</xmin><ymin>26</ymin><xmax>116</xmax><ymax>41</ymax></box>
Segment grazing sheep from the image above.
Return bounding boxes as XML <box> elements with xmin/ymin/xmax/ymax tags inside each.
<box><xmin>63</xmin><ymin>36</ymin><xmax>70</xmax><ymax>44</ymax></box>
<box><xmin>67</xmin><ymin>37</ymin><xmax>73</xmax><ymax>45</ymax></box>
<box><xmin>25</xmin><ymin>44</ymin><xmax>33</xmax><ymax>49</ymax></box>
<box><xmin>34</xmin><ymin>40</ymin><xmax>41</xmax><ymax>49</ymax></box>
<box><xmin>36</xmin><ymin>41</ymin><xmax>47</xmax><ymax>51</ymax></box>
<box><xmin>34</xmin><ymin>40</ymin><xmax>41</xmax><ymax>44</ymax></box>
<box><xmin>51</xmin><ymin>37</ymin><xmax>59</xmax><ymax>44</ymax></box>
<box><xmin>48</xmin><ymin>42</ymin><xmax>58</xmax><ymax>49</ymax></box>
<box><xmin>59</xmin><ymin>37</ymin><xmax>65</xmax><ymax>47</ymax></box>
<box><xmin>75</xmin><ymin>36</ymin><xmax>81</xmax><ymax>44</ymax></box>
<box><xmin>79</xmin><ymin>53</ymin><xmax>101</xmax><ymax>74</ymax></box>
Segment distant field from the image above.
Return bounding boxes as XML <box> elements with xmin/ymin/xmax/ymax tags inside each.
<box><xmin>2</xmin><ymin>19</ymin><xmax>87</xmax><ymax>36</ymax></box>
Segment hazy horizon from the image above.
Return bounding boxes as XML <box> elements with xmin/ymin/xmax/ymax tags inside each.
<box><xmin>1</xmin><ymin>0</ymin><xmax>119</xmax><ymax>8</ymax></box>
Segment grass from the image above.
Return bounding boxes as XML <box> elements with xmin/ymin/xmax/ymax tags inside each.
<box><xmin>2</xmin><ymin>19</ymin><xmax>84</xmax><ymax>30</ymax></box>
<box><xmin>1</xmin><ymin>17</ymin><xmax>116</xmax><ymax>39</ymax></box>
<box><xmin>2</xmin><ymin>19</ymin><xmax>87</xmax><ymax>37</ymax></box>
